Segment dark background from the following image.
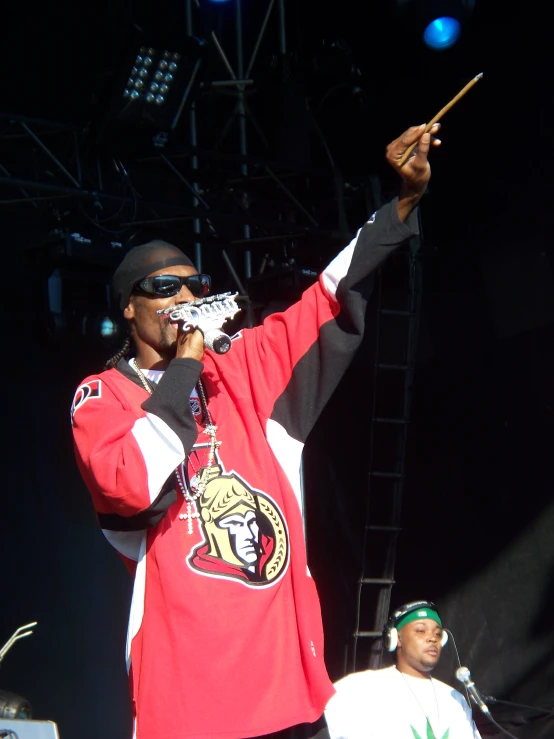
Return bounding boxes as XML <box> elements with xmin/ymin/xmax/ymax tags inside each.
<box><xmin>1</xmin><ymin>0</ymin><xmax>553</xmax><ymax>737</ymax></box>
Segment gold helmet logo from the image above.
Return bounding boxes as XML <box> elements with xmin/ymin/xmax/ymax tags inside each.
<box><xmin>187</xmin><ymin>467</ymin><xmax>289</xmax><ymax>586</ymax></box>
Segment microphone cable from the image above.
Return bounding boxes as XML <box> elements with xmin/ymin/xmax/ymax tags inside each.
<box><xmin>483</xmin><ymin>696</ymin><xmax>554</xmax><ymax>717</ymax></box>
<box><xmin>444</xmin><ymin>629</ymin><xmax>519</xmax><ymax>739</ymax></box>
<box><xmin>443</xmin><ymin>629</ymin><xmax>472</xmax><ymax>707</ymax></box>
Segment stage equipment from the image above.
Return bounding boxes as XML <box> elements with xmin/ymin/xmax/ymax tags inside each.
<box><xmin>424</xmin><ymin>16</ymin><xmax>461</xmax><ymax>49</ymax></box>
<box><xmin>158</xmin><ymin>292</ymin><xmax>241</xmax><ymax>354</ymax></box>
<box><xmin>0</xmin><ymin>623</ymin><xmax>38</xmax><ymax>722</ymax></box>
<box><xmin>45</xmin><ymin>266</ymin><xmax>121</xmax><ymax>344</ymax></box>
<box><xmin>0</xmin><ymin>719</ymin><xmax>60</xmax><ymax>738</ymax></box>
<box><xmin>455</xmin><ymin>667</ymin><xmax>491</xmax><ymax>715</ymax></box>
<box><xmin>482</xmin><ymin>694</ymin><xmax>554</xmax><ymax>718</ymax></box>
<box><xmin>108</xmin><ymin>31</ymin><xmax>208</xmax><ymax>132</ymax></box>
<box><xmin>0</xmin><ymin>624</ymin><xmax>60</xmax><ymax>735</ymax></box>
<box><xmin>395</xmin><ymin>0</ymin><xmax>476</xmax><ymax>50</ymax></box>
<box><xmin>0</xmin><ymin>691</ymin><xmax>32</xmax><ymax>721</ymax></box>
<box><xmin>25</xmin><ymin>230</ymin><xmax>124</xmax><ymax>345</ymax></box>
<box><xmin>0</xmin><ymin>624</ymin><xmax>37</xmax><ymax>667</ymax></box>
<box><xmin>456</xmin><ymin>667</ymin><xmax>519</xmax><ymax>739</ymax></box>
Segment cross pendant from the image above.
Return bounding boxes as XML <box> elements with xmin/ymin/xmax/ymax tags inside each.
<box><xmin>204</xmin><ymin>424</ymin><xmax>221</xmax><ymax>466</ymax></box>
<box><xmin>179</xmin><ymin>502</ymin><xmax>200</xmax><ymax>534</ymax></box>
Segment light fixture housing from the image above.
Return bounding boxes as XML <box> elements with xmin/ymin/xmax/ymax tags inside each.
<box><xmin>110</xmin><ymin>33</ymin><xmax>208</xmax><ymax>130</ymax></box>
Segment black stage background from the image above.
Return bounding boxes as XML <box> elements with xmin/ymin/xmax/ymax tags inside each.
<box><xmin>2</xmin><ymin>1</ymin><xmax>553</xmax><ymax>737</ymax></box>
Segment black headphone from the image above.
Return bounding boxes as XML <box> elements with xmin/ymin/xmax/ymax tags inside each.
<box><xmin>382</xmin><ymin>600</ymin><xmax>448</xmax><ymax>652</ymax></box>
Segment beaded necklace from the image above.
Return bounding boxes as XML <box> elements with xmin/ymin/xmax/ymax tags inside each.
<box><xmin>396</xmin><ymin>667</ymin><xmax>441</xmax><ymax>739</ymax></box>
<box><xmin>129</xmin><ymin>357</ymin><xmax>221</xmax><ymax>534</ymax></box>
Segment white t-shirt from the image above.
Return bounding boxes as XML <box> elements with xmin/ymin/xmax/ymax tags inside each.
<box><xmin>324</xmin><ymin>666</ymin><xmax>482</xmax><ymax>739</ymax></box>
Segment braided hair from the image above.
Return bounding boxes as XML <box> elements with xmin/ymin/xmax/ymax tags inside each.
<box><xmin>104</xmin><ymin>336</ymin><xmax>134</xmax><ymax>370</ymax></box>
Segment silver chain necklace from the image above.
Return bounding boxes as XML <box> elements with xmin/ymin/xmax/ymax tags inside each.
<box><xmin>396</xmin><ymin>667</ymin><xmax>441</xmax><ymax>739</ymax></box>
<box><xmin>129</xmin><ymin>357</ymin><xmax>221</xmax><ymax>534</ymax></box>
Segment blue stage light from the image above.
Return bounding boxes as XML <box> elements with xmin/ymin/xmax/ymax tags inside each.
<box><xmin>423</xmin><ymin>16</ymin><xmax>461</xmax><ymax>49</ymax></box>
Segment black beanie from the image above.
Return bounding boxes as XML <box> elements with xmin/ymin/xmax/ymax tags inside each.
<box><xmin>111</xmin><ymin>240</ymin><xmax>195</xmax><ymax>310</ymax></box>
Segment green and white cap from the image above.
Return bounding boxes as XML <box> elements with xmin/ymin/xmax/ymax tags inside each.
<box><xmin>396</xmin><ymin>607</ymin><xmax>442</xmax><ymax>631</ymax></box>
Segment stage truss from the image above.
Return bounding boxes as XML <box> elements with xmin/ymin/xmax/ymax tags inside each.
<box><xmin>0</xmin><ymin>0</ymin><xmax>378</xmax><ymax>294</ymax></box>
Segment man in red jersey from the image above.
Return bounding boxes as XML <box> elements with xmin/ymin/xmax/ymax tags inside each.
<box><xmin>71</xmin><ymin>123</ymin><xmax>440</xmax><ymax>739</ymax></box>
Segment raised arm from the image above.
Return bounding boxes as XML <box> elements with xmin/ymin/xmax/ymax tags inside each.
<box><xmin>221</xmin><ymin>123</ymin><xmax>441</xmax><ymax>440</ymax></box>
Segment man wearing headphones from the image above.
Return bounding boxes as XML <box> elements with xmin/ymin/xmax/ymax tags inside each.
<box><xmin>324</xmin><ymin>601</ymin><xmax>481</xmax><ymax>739</ymax></box>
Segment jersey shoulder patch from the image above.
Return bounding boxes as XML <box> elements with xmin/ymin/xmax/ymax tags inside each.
<box><xmin>71</xmin><ymin>379</ymin><xmax>102</xmax><ymax>422</ymax></box>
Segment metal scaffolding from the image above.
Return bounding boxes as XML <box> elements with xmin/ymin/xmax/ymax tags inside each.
<box><xmin>0</xmin><ymin>0</ymin><xmax>373</xmax><ymax>297</ymax></box>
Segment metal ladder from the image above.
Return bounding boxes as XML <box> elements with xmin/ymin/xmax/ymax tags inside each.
<box><xmin>348</xmin><ymin>230</ymin><xmax>423</xmax><ymax>672</ymax></box>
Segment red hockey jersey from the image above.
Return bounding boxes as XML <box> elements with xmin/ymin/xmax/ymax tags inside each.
<box><xmin>71</xmin><ymin>200</ymin><xmax>418</xmax><ymax>739</ymax></box>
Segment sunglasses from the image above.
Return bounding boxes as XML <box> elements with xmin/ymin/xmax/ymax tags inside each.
<box><xmin>133</xmin><ymin>273</ymin><xmax>211</xmax><ymax>299</ymax></box>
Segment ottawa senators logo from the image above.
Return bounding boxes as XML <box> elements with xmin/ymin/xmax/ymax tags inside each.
<box><xmin>71</xmin><ymin>380</ymin><xmax>102</xmax><ymax>423</ymax></box>
<box><xmin>187</xmin><ymin>467</ymin><xmax>289</xmax><ymax>588</ymax></box>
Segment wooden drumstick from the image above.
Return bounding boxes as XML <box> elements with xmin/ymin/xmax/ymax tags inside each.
<box><xmin>398</xmin><ymin>72</ymin><xmax>483</xmax><ymax>167</ymax></box>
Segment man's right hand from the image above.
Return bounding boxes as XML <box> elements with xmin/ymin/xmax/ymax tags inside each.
<box><xmin>176</xmin><ymin>326</ymin><xmax>205</xmax><ymax>362</ymax></box>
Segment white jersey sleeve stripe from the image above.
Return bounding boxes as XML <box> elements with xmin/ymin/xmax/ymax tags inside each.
<box><xmin>266</xmin><ymin>419</ymin><xmax>314</xmax><ymax>576</ymax></box>
<box><xmin>321</xmin><ymin>213</ymin><xmax>376</xmax><ymax>300</ymax></box>
<box><xmin>126</xmin><ymin>532</ymin><xmax>147</xmax><ymax>672</ymax></box>
<box><xmin>131</xmin><ymin>412</ymin><xmax>185</xmax><ymax>502</ymax></box>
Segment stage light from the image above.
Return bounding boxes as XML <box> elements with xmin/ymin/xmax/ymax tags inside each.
<box><xmin>87</xmin><ymin>314</ymin><xmax>120</xmax><ymax>340</ymax></box>
<box><xmin>396</xmin><ymin>0</ymin><xmax>475</xmax><ymax>50</ymax></box>
<box><xmin>423</xmin><ymin>16</ymin><xmax>461</xmax><ymax>49</ymax></box>
<box><xmin>46</xmin><ymin>266</ymin><xmax>123</xmax><ymax>344</ymax></box>
<box><xmin>100</xmin><ymin>317</ymin><xmax>118</xmax><ymax>338</ymax></box>
<box><xmin>25</xmin><ymin>231</ymin><xmax>124</xmax><ymax>346</ymax></box>
<box><xmin>110</xmin><ymin>35</ymin><xmax>207</xmax><ymax>131</ymax></box>
<box><xmin>122</xmin><ymin>48</ymin><xmax>182</xmax><ymax>108</ymax></box>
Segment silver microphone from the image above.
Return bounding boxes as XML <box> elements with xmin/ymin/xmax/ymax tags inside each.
<box><xmin>456</xmin><ymin>666</ymin><xmax>491</xmax><ymax>715</ymax></box>
<box><xmin>157</xmin><ymin>292</ymin><xmax>241</xmax><ymax>355</ymax></box>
